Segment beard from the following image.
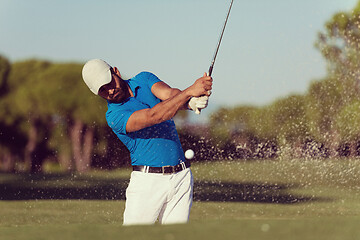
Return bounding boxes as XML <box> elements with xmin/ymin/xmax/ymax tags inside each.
<box><xmin>108</xmin><ymin>89</ymin><xmax>125</xmax><ymax>102</ymax></box>
<box><xmin>109</xmin><ymin>80</ymin><xmax>130</xmax><ymax>103</ymax></box>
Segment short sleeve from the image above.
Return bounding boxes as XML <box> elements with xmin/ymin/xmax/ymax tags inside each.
<box><xmin>106</xmin><ymin>108</ymin><xmax>134</xmax><ymax>135</ymax></box>
<box><xmin>141</xmin><ymin>72</ymin><xmax>162</xmax><ymax>89</ymax></box>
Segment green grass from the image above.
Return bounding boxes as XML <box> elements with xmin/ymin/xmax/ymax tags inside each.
<box><xmin>0</xmin><ymin>158</ymin><xmax>360</xmax><ymax>240</ymax></box>
<box><xmin>1</xmin><ymin>218</ymin><xmax>360</xmax><ymax>240</ymax></box>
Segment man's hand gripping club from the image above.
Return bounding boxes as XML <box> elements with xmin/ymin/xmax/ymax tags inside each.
<box><xmin>188</xmin><ymin>73</ymin><xmax>212</xmax><ymax>114</ymax></box>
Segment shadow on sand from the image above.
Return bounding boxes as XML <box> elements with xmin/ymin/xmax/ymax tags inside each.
<box><xmin>0</xmin><ymin>173</ymin><xmax>326</xmax><ymax>204</ymax></box>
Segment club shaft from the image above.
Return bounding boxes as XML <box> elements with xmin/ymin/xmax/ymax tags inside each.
<box><xmin>208</xmin><ymin>0</ymin><xmax>234</xmax><ymax>76</ymax></box>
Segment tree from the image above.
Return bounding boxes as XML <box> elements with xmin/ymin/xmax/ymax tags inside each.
<box><xmin>270</xmin><ymin>94</ymin><xmax>308</xmax><ymax>158</ymax></box>
<box><xmin>209</xmin><ymin>106</ymin><xmax>258</xmax><ymax>146</ymax></box>
<box><xmin>2</xmin><ymin>59</ymin><xmax>110</xmax><ymax>172</ymax></box>
<box><xmin>246</xmin><ymin>106</ymin><xmax>276</xmax><ymax>142</ymax></box>
<box><xmin>316</xmin><ymin>1</ymin><xmax>360</xmax><ymax>91</ymax></box>
<box><xmin>1</xmin><ymin>59</ymin><xmax>52</xmax><ymax>172</ymax></box>
<box><xmin>313</xmin><ymin>1</ymin><xmax>360</xmax><ymax>157</ymax></box>
<box><xmin>0</xmin><ymin>55</ymin><xmax>10</xmax><ymax>96</ymax></box>
<box><xmin>304</xmin><ymin>77</ymin><xmax>345</xmax><ymax>157</ymax></box>
<box><xmin>209</xmin><ymin>105</ymin><xmax>278</xmax><ymax>159</ymax></box>
<box><xmin>0</xmin><ymin>55</ymin><xmax>25</xmax><ymax>172</ymax></box>
<box><xmin>335</xmin><ymin>100</ymin><xmax>360</xmax><ymax>156</ymax></box>
<box><xmin>32</xmin><ymin>62</ymin><xmax>107</xmax><ymax>172</ymax></box>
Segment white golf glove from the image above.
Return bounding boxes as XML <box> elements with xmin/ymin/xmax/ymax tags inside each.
<box><xmin>188</xmin><ymin>95</ymin><xmax>209</xmax><ymax>113</ymax></box>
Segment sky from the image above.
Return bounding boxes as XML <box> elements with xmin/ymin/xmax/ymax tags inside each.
<box><xmin>0</xmin><ymin>0</ymin><xmax>358</xmax><ymax>115</ymax></box>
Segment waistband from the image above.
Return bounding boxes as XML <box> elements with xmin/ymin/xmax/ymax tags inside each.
<box><xmin>132</xmin><ymin>161</ymin><xmax>191</xmax><ymax>174</ymax></box>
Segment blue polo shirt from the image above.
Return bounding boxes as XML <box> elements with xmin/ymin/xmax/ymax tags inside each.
<box><xmin>105</xmin><ymin>72</ymin><xmax>186</xmax><ymax>167</ymax></box>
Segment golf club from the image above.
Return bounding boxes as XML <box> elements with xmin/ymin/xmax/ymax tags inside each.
<box><xmin>195</xmin><ymin>0</ymin><xmax>234</xmax><ymax>114</ymax></box>
<box><xmin>208</xmin><ymin>0</ymin><xmax>234</xmax><ymax>77</ymax></box>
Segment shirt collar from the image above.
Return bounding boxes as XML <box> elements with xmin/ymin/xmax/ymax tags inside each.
<box><xmin>126</xmin><ymin>79</ymin><xmax>140</xmax><ymax>97</ymax></box>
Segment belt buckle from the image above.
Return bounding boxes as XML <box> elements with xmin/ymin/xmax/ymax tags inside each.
<box><xmin>162</xmin><ymin>165</ymin><xmax>174</xmax><ymax>175</ymax></box>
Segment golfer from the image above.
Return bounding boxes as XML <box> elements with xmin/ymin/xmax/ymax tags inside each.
<box><xmin>82</xmin><ymin>59</ymin><xmax>212</xmax><ymax>225</ymax></box>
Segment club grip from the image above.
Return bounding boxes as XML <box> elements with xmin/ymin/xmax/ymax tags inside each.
<box><xmin>208</xmin><ymin>65</ymin><xmax>213</xmax><ymax>77</ymax></box>
<box><xmin>195</xmin><ymin>72</ymin><xmax>212</xmax><ymax>115</ymax></box>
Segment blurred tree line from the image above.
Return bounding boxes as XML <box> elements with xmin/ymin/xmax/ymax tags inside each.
<box><xmin>2</xmin><ymin>2</ymin><xmax>360</xmax><ymax>173</ymax></box>
<box><xmin>0</xmin><ymin>58</ymin><xmax>131</xmax><ymax>173</ymax></box>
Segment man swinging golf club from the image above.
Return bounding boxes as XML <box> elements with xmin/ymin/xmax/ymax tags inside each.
<box><xmin>82</xmin><ymin>59</ymin><xmax>212</xmax><ymax>225</ymax></box>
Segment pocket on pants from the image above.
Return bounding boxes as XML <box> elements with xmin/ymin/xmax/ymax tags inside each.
<box><xmin>126</xmin><ymin>171</ymin><xmax>145</xmax><ymax>195</ymax></box>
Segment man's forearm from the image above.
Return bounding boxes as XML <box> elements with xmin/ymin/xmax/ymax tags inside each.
<box><xmin>126</xmin><ymin>89</ymin><xmax>193</xmax><ymax>133</ymax></box>
<box><xmin>148</xmin><ymin>88</ymin><xmax>192</xmax><ymax>123</ymax></box>
<box><xmin>167</xmin><ymin>88</ymin><xmax>191</xmax><ymax>110</ymax></box>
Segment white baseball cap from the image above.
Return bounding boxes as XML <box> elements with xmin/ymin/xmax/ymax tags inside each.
<box><xmin>82</xmin><ymin>59</ymin><xmax>112</xmax><ymax>95</ymax></box>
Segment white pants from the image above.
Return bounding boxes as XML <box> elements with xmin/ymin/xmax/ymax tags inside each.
<box><xmin>123</xmin><ymin>168</ymin><xmax>193</xmax><ymax>225</ymax></box>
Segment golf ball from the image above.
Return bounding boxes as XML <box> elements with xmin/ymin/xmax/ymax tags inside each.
<box><xmin>185</xmin><ymin>149</ymin><xmax>194</xmax><ymax>159</ymax></box>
